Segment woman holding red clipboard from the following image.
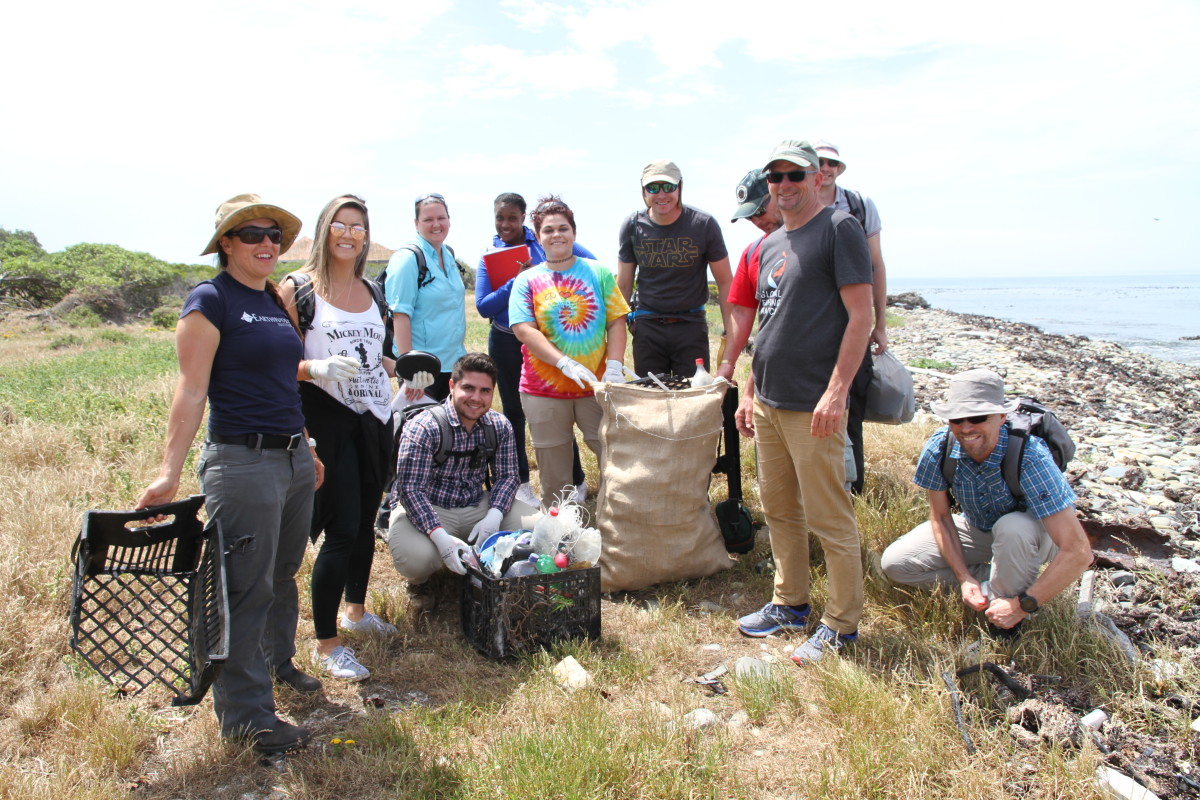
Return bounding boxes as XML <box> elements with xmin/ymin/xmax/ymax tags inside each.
<box><xmin>475</xmin><ymin>192</ymin><xmax>595</xmax><ymax>508</ymax></box>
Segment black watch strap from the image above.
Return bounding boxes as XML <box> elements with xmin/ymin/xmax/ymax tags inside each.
<box><xmin>1018</xmin><ymin>591</ymin><xmax>1039</xmax><ymax>614</ymax></box>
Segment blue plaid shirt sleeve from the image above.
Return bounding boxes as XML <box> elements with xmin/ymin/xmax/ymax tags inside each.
<box><xmin>913</xmin><ymin>428</ymin><xmax>951</xmax><ymax>492</ymax></box>
<box><xmin>1019</xmin><ymin>435</ymin><xmax>1077</xmax><ymax>519</ymax></box>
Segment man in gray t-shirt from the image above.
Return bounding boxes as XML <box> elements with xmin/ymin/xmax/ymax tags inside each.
<box><xmin>617</xmin><ymin>159</ymin><xmax>732</xmax><ymax>378</ymax></box>
<box><xmin>814</xmin><ymin>140</ymin><xmax>886</xmax><ymax>494</ymax></box>
<box><xmin>732</xmin><ymin>139</ymin><xmax>873</xmax><ymax>667</ymax></box>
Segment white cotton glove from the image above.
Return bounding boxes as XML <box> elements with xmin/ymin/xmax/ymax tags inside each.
<box><xmin>308</xmin><ymin>355</ymin><xmax>359</xmax><ymax>381</ymax></box>
<box><xmin>468</xmin><ymin>508</ymin><xmax>504</xmax><ymax>545</ymax></box>
<box><xmin>429</xmin><ymin>527</ymin><xmax>470</xmax><ymax>575</ymax></box>
<box><xmin>409</xmin><ymin>371</ymin><xmax>434</xmax><ymax>391</ymax></box>
<box><xmin>555</xmin><ymin>355</ymin><xmax>592</xmax><ymax>390</ymax></box>
<box><xmin>602</xmin><ymin>359</ymin><xmax>626</xmax><ymax>384</ymax></box>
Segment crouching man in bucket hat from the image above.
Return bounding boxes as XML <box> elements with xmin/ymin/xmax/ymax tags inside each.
<box><xmin>880</xmin><ymin>369</ymin><xmax>1092</xmax><ymax>636</ymax></box>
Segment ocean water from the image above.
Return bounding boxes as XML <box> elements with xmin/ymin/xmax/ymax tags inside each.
<box><xmin>889</xmin><ymin>274</ymin><xmax>1200</xmax><ymax>366</ymax></box>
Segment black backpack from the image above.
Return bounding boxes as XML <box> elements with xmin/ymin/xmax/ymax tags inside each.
<box><xmin>284</xmin><ymin>272</ymin><xmax>388</xmax><ymax>333</ymax></box>
<box><xmin>939</xmin><ymin>397</ymin><xmax>1075</xmax><ymax>504</ymax></box>
<box><xmin>372</xmin><ymin>243</ymin><xmax>457</xmax><ymax>357</ymax></box>
<box><xmin>843</xmin><ymin>188</ymin><xmax>867</xmax><ymax>230</ymax></box>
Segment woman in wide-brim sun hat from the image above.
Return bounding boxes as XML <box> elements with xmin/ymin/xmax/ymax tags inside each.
<box><xmin>136</xmin><ymin>192</ymin><xmax>321</xmax><ymax>755</ymax></box>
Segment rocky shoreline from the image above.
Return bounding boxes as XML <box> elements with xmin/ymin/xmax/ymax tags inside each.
<box><xmin>887</xmin><ymin>306</ymin><xmax>1200</xmax><ymax>554</ymax></box>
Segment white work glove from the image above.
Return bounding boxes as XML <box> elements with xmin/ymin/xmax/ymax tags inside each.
<box><xmin>308</xmin><ymin>355</ymin><xmax>359</xmax><ymax>381</ymax></box>
<box><xmin>429</xmin><ymin>527</ymin><xmax>470</xmax><ymax>575</ymax></box>
<box><xmin>555</xmin><ymin>355</ymin><xmax>593</xmax><ymax>390</ymax></box>
<box><xmin>408</xmin><ymin>371</ymin><xmax>434</xmax><ymax>391</ymax></box>
<box><xmin>602</xmin><ymin>359</ymin><xmax>626</xmax><ymax>384</ymax></box>
<box><xmin>468</xmin><ymin>508</ymin><xmax>504</xmax><ymax>545</ymax></box>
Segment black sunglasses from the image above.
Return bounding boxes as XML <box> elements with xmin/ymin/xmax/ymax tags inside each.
<box><xmin>949</xmin><ymin>414</ymin><xmax>990</xmax><ymax>426</ymax></box>
<box><xmin>225</xmin><ymin>226</ymin><xmax>282</xmax><ymax>245</ymax></box>
<box><xmin>765</xmin><ymin>169</ymin><xmax>815</xmax><ymax>184</ymax></box>
<box><xmin>644</xmin><ymin>182</ymin><xmax>677</xmax><ymax>194</ymax></box>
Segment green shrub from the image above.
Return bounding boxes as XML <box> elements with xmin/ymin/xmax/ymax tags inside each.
<box><xmin>49</xmin><ymin>334</ymin><xmax>85</xmax><ymax>350</ymax></box>
<box><xmin>151</xmin><ymin>307</ymin><xmax>178</xmax><ymax>329</ymax></box>
<box><xmin>63</xmin><ymin>307</ymin><xmax>102</xmax><ymax>328</ymax></box>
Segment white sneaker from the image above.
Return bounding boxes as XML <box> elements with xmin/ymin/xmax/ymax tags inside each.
<box><xmin>319</xmin><ymin>645</ymin><xmax>370</xmax><ymax>681</ymax></box>
<box><xmin>572</xmin><ymin>483</ymin><xmax>588</xmax><ymax>504</ymax></box>
<box><xmin>340</xmin><ymin>611</ymin><xmax>397</xmax><ymax>637</ymax></box>
<box><xmin>515</xmin><ymin>481</ymin><xmax>540</xmax><ymax>508</ymax></box>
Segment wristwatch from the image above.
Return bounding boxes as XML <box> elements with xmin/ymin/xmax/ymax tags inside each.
<box><xmin>1018</xmin><ymin>591</ymin><xmax>1040</xmax><ymax>614</ymax></box>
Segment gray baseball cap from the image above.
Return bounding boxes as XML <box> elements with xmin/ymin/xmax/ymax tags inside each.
<box><xmin>731</xmin><ymin>169</ymin><xmax>769</xmax><ymax>222</ymax></box>
<box><xmin>763</xmin><ymin>139</ymin><xmax>819</xmax><ymax>171</ymax></box>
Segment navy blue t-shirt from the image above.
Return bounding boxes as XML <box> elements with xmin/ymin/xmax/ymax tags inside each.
<box><xmin>181</xmin><ymin>271</ymin><xmax>305</xmax><ymax>436</ymax></box>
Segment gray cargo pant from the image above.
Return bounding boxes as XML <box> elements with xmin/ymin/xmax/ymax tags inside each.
<box><xmin>880</xmin><ymin>510</ymin><xmax>1058</xmax><ymax>599</ymax></box>
<box><xmin>199</xmin><ymin>441</ymin><xmax>314</xmax><ymax>739</ymax></box>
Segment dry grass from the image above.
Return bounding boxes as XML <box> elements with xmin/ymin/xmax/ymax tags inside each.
<box><xmin>0</xmin><ymin>305</ymin><xmax>1190</xmax><ymax>799</ymax></box>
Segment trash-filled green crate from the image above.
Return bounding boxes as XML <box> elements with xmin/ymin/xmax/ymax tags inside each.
<box><xmin>459</xmin><ymin>565</ymin><xmax>600</xmax><ymax>660</ymax></box>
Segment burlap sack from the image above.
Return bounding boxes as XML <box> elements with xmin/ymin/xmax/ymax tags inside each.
<box><xmin>594</xmin><ymin>381</ymin><xmax>733</xmax><ymax>592</ymax></box>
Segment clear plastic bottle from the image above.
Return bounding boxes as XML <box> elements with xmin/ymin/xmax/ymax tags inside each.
<box><xmin>505</xmin><ymin>554</ymin><xmax>539</xmax><ymax>578</ymax></box>
<box><xmin>690</xmin><ymin>358</ymin><xmax>714</xmax><ymax>387</ymax></box>
<box><xmin>531</xmin><ymin>507</ymin><xmax>565</xmax><ymax>555</ymax></box>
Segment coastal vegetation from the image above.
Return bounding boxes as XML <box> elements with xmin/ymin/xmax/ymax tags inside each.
<box><xmin>0</xmin><ymin>232</ymin><xmax>1196</xmax><ymax>798</ymax></box>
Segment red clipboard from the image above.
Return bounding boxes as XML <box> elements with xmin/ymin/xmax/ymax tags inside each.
<box><xmin>482</xmin><ymin>245</ymin><xmax>530</xmax><ymax>287</ymax></box>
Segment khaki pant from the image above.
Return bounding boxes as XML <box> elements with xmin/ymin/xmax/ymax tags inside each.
<box><xmin>520</xmin><ymin>392</ymin><xmax>603</xmax><ymax>507</ymax></box>
<box><xmin>880</xmin><ymin>511</ymin><xmax>1059</xmax><ymax>598</ymax></box>
<box><xmin>754</xmin><ymin>399</ymin><xmax>863</xmax><ymax>634</ymax></box>
<box><xmin>387</xmin><ymin>493</ymin><xmax>542</xmax><ymax>583</ymax></box>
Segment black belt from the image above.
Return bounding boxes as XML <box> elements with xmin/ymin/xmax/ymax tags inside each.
<box><xmin>209</xmin><ymin>432</ymin><xmax>305</xmax><ymax>450</ymax></box>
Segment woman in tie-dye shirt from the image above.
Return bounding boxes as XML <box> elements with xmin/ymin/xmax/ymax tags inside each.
<box><xmin>509</xmin><ymin>195</ymin><xmax>630</xmax><ymax>507</ymax></box>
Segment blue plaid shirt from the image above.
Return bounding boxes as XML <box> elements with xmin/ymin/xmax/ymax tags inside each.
<box><xmin>391</xmin><ymin>399</ymin><xmax>519</xmax><ymax>535</ymax></box>
<box><xmin>913</xmin><ymin>425</ymin><xmax>1076</xmax><ymax>532</ymax></box>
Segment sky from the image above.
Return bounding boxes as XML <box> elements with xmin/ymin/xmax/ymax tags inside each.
<box><xmin>2</xmin><ymin>0</ymin><xmax>1198</xmax><ymax>280</ymax></box>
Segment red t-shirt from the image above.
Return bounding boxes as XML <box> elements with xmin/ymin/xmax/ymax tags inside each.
<box><xmin>727</xmin><ymin>236</ymin><xmax>766</xmax><ymax>308</ymax></box>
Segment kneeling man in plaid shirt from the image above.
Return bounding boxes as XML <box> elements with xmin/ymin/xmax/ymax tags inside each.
<box><xmin>388</xmin><ymin>353</ymin><xmax>540</xmax><ymax>612</ymax></box>
<box><xmin>881</xmin><ymin>369</ymin><xmax>1092</xmax><ymax>636</ymax></box>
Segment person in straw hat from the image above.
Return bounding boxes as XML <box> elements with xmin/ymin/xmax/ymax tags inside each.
<box><xmin>137</xmin><ymin>193</ymin><xmax>349</xmax><ymax>754</ymax></box>
<box><xmin>880</xmin><ymin>369</ymin><xmax>1092</xmax><ymax>637</ymax></box>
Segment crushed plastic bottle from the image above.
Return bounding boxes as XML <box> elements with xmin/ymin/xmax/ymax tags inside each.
<box><xmin>690</xmin><ymin>358</ymin><xmax>714</xmax><ymax>387</ymax></box>
<box><xmin>505</xmin><ymin>554</ymin><xmax>539</xmax><ymax>578</ymax></box>
<box><xmin>535</xmin><ymin>554</ymin><xmax>561</xmax><ymax>574</ymax></box>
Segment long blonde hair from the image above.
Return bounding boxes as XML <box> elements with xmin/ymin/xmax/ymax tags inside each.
<box><xmin>300</xmin><ymin>194</ymin><xmax>372</xmax><ymax>299</ymax></box>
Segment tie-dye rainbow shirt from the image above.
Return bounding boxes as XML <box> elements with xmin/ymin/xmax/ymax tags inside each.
<box><xmin>508</xmin><ymin>258</ymin><xmax>630</xmax><ymax>398</ymax></box>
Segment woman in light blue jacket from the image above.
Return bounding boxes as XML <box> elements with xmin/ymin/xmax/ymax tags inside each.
<box><xmin>384</xmin><ymin>192</ymin><xmax>466</xmax><ymax>401</ymax></box>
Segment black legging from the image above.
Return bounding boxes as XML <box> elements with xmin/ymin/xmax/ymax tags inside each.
<box><xmin>302</xmin><ymin>384</ymin><xmax>391</xmax><ymax>641</ymax></box>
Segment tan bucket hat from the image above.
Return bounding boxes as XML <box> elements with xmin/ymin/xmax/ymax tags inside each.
<box><xmin>930</xmin><ymin>369</ymin><xmax>1020</xmax><ymax>420</ymax></box>
<box><xmin>200</xmin><ymin>193</ymin><xmax>302</xmax><ymax>256</ymax></box>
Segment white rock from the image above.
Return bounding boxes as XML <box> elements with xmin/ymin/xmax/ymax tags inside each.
<box><xmin>701</xmin><ymin>643</ymin><xmax>722</xmax><ymax>651</ymax></box>
<box><xmin>679</xmin><ymin>708</ymin><xmax>719</xmax><ymax>730</ymax></box>
<box><xmin>552</xmin><ymin>655</ymin><xmax>594</xmax><ymax>691</ymax></box>
<box><xmin>1190</xmin><ymin>717</ymin><xmax>1200</xmax><ymax>733</ymax></box>
<box><xmin>1171</xmin><ymin>557</ymin><xmax>1200</xmax><ymax>573</ymax></box>
<box><xmin>728</xmin><ymin>709</ymin><xmax>750</xmax><ymax>728</ymax></box>
<box><xmin>733</xmin><ymin>656</ymin><xmax>773</xmax><ymax>679</ymax></box>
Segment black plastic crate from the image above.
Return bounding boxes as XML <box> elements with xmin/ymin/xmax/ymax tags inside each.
<box><xmin>69</xmin><ymin>494</ymin><xmax>229</xmax><ymax>706</ymax></box>
<box><xmin>459</xmin><ymin>565</ymin><xmax>600</xmax><ymax>659</ymax></box>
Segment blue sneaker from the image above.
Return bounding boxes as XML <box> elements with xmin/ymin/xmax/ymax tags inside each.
<box><xmin>737</xmin><ymin>603</ymin><xmax>810</xmax><ymax>637</ymax></box>
<box><xmin>790</xmin><ymin>624</ymin><xmax>857</xmax><ymax>665</ymax></box>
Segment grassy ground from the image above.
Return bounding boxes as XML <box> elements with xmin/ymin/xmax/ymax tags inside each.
<box><xmin>0</xmin><ymin>303</ymin><xmax>1188</xmax><ymax>799</ymax></box>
